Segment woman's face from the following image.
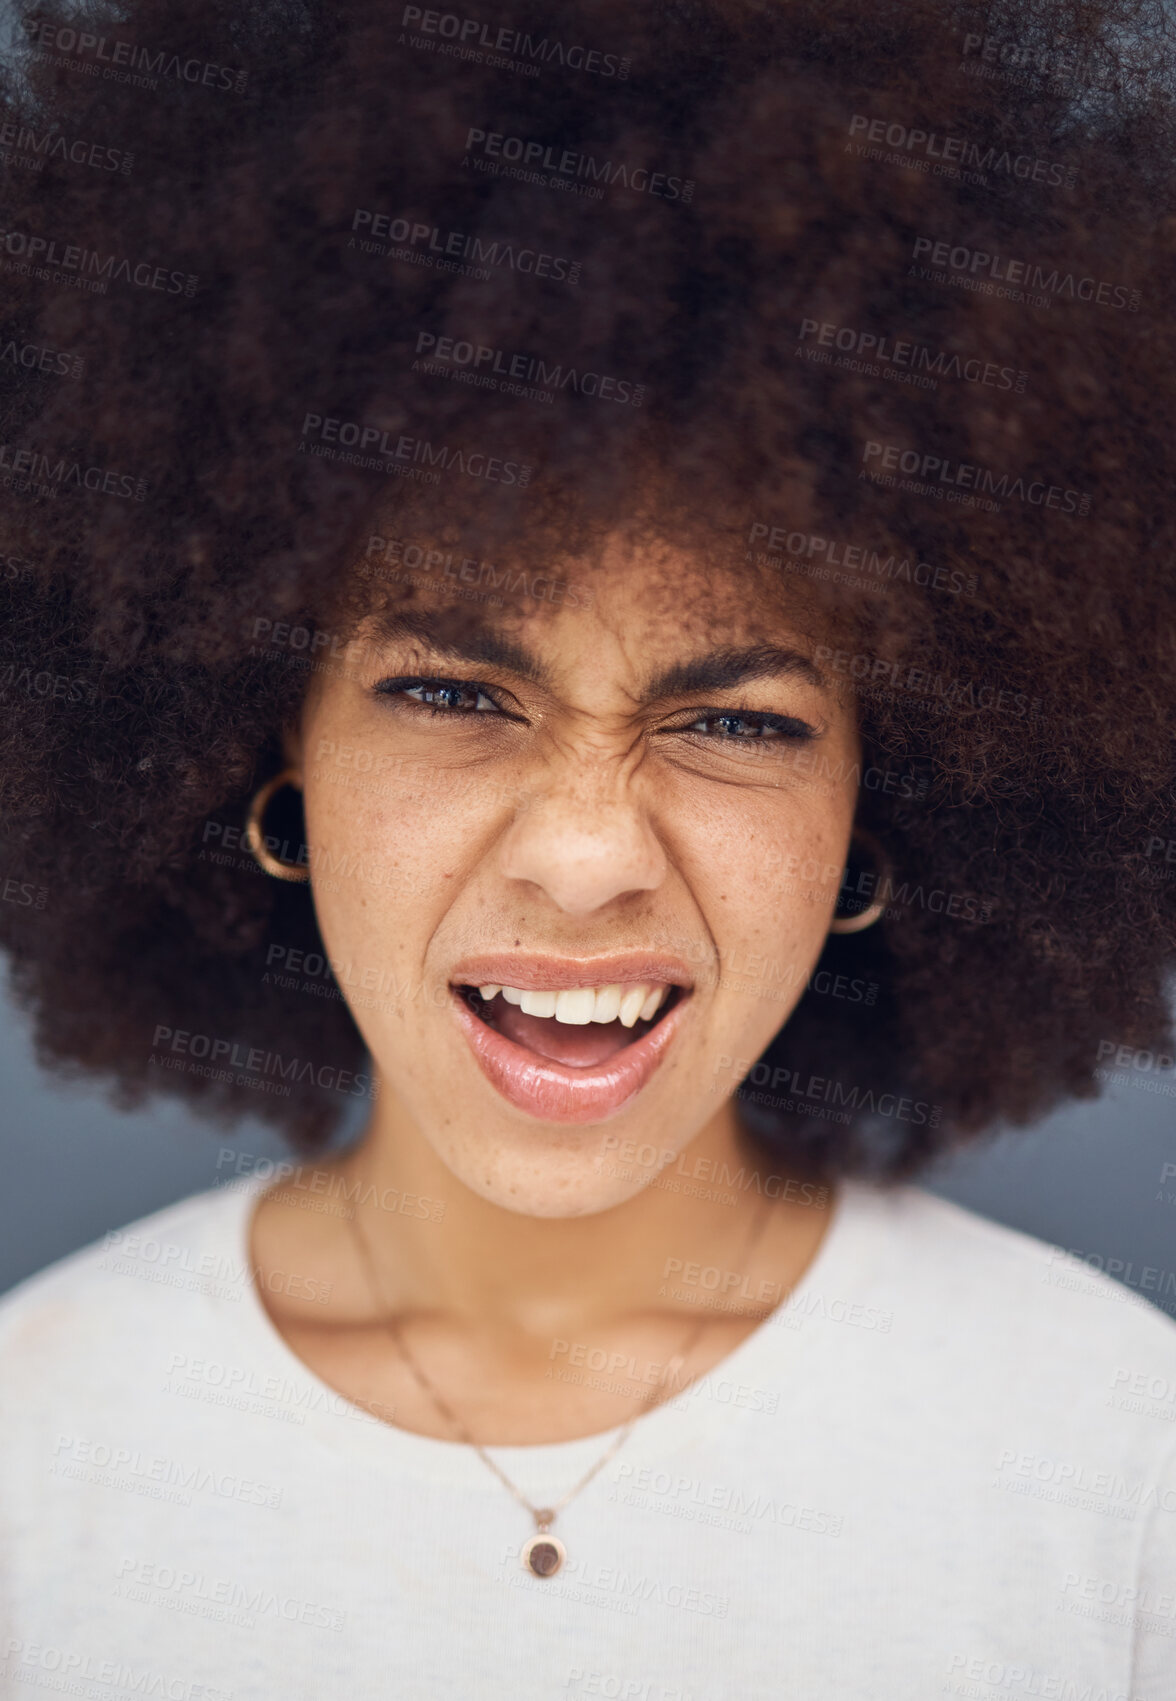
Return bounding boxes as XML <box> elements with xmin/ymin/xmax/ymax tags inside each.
<box><xmin>291</xmin><ymin>534</ymin><xmax>861</xmax><ymax>1215</ymax></box>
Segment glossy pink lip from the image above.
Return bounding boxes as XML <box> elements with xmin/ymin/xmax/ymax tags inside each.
<box><xmin>450</xmin><ymin>983</ymin><xmax>692</xmax><ymax>1123</ymax></box>
<box><xmin>448</xmin><ymin>952</ymin><xmax>696</xmax><ymax>993</ymax></box>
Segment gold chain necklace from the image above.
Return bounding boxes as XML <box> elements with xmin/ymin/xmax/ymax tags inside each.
<box><xmin>343</xmin><ymin>1187</ymin><xmax>776</xmax><ymax>1578</ymax></box>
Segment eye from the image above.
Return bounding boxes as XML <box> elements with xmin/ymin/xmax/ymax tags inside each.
<box><xmin>680</xmin><ymin>710</ymin><xmax>818</xmax><ymax>742</ymax></box>
<box><xmin>373</xmin><ymin>676</ymin><xmax>505</xmax><ymax>717</ymax></box>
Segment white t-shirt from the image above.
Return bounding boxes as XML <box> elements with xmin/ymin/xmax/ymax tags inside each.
<box><xmin>1</xmin><ymin>1174</ymin><xmax>1175</xmax><ymax>1701</ymax></box>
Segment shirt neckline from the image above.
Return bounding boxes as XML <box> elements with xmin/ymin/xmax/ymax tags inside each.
<box><xmin>206</xmin><ymin>1167</ymin><xmax>885</xmax><ymax>1495</ymax></box>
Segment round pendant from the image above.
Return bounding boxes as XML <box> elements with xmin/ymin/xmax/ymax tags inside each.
<box><xmin>521</xmin><ymin>1532</ymin><xmax>566</xmax><ymax>1578</ymax></box>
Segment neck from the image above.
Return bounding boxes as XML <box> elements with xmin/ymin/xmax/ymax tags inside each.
<box><xmin>330</xmin><ymin>1086</ymin><xmax>833</xmax><ymax>1337</ymax></box>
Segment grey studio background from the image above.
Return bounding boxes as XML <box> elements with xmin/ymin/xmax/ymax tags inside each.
<box><xmin>2</xmin><ymin>969</ymin><xmax>1174</xmax><ymax>1308</ymax></box>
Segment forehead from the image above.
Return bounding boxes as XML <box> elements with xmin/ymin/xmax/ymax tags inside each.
<box><xmin>351</xmin><ymin>530</ymin><xmax>821</xmax><ymax>658</ymax></box>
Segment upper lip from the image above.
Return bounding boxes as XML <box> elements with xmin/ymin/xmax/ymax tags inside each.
<box><xmin>448</xmin><ymin>952</ymin><xmax>697</xmax><ymax>992</ymax></box>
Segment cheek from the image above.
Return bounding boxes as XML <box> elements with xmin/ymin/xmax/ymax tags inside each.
<box><xmin>673</xmin><ymin>784</ymin><xmax>851</xmax><ymax>1051</ymax></box>
<box><xmin>680</xmin><ymin>782</ymin><xmax>851</xmax><ymax>933</ymax></box>
<box><xmin>298</xmin><ymin>752</ymin><xmax>495</xmax><ymax>970</ymax></box>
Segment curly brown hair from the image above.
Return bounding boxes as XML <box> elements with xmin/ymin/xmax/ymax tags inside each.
<box><xmin>1</xmin><ymin>0</ymin><xmax>1173</xmax><ymax>1178</ymax></box>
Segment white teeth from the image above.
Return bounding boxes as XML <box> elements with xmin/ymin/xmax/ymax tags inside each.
<box><xmin>479</xmin><ymin>980</ymin><xmax>675</xmax><ymax>1026</ymax></box>
<box><xmin>591</xmin><ymin>983</ymin><xmax>623</xmax><ymax>1024</ymax></box>
<box><xmin>618</xmin><ymin>986</ymin><xmax>649</xmax><ymax>1028</ymax></box>
<box><xmin>554</xmin><ymin>988</ymin><xmax>596</xmax><ymax>1025</ymax></box>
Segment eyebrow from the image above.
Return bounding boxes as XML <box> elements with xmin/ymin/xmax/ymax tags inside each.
<box><xmin>370</xmin><ymin>613</ymin><xmax>826</xmax><ymax>699</ymax></box>
<box><xmin>645</xmin><ymin>645</ymin><xmax>826</xmax><ymax>697</ymax></box>
<box><xmin>370</xmin><ymin>610</ymin><xmax>553</xmax><ymax>686</ymax></box>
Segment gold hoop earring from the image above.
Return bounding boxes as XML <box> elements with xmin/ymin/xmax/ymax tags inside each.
<box><xmin>244</xmin><ymin>768</ymin><xmax>311</xmax><ymax>883</ymax></box>
<box><xmin>828</xmin><ymin>828</ymin><xmax>889</xmax><ymax>935</ymax></box>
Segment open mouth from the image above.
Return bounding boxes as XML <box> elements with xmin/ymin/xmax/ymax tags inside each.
<box><xmin>459</xmin><ymin>980</ymin><xmax>686</xmax><ymax>1068</ymax></box>
<box><xmin>447</xmin><ymin>969</ymin><xmax>693</xmax><ymax>1123</ymax></box>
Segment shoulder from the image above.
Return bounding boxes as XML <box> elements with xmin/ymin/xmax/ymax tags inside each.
<box><xmin>0</xmin><ymin>1179</ymin><xmax>261</xmax><ymax>1391</ymax></box>
<box><xmin>840</xmin><ymin>1180</ymin><xmax>1176</xmax><ymax>1401</ymax></box>
<box><xmin>852</xmin><ymin>1181</ymin><xmax>1176</xmax><ymax>1336</ymax></box>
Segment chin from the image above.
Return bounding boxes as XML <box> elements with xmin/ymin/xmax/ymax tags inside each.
<box><xmin>424</xmin><ymin>1118</ymin><xmax>684</xmax><ymax>1219</ymax></box>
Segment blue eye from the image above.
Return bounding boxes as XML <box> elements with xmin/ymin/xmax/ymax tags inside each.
<box><xmin>685</xmin><ymin>711</ymin><xmax>816</xmax><ymax>741</ymax></box>
<box><xmin>375</xmin><ymin>677</ymin><xmax>502</xmax><ymax>716</ymax></box>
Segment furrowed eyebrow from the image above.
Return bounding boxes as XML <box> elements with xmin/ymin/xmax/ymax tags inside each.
<box><xmin>644</xmin><ymin>645</ymin><xmax>827</xmax><ymax>698</ymax></box>
<box><xmin>368</xmin><ymin>615</ymin><xmax>825</xmax><ymax>700</ymax></box>
<box><xmin>366</xmin><ymin>611</ymin><xmax>554</xmax><ymax>688</ymax></box>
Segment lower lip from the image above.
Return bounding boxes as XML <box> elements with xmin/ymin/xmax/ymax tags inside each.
<box><xmin>450</xmin><ymin>990</ymin><xmax>691</xmax><ymax>1124</ymax></box>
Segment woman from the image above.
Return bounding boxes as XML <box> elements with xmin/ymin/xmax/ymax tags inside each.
<box><xmin>1</xmin><ymin>0</ymin><xmax>1174</xmax><ymax>1693</ymax></box>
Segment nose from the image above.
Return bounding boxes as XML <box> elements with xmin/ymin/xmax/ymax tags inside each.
<box><xmin>496</xmin><ymin>765</ymin><xmax>667</xmax><ymax>917</ymax></box>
